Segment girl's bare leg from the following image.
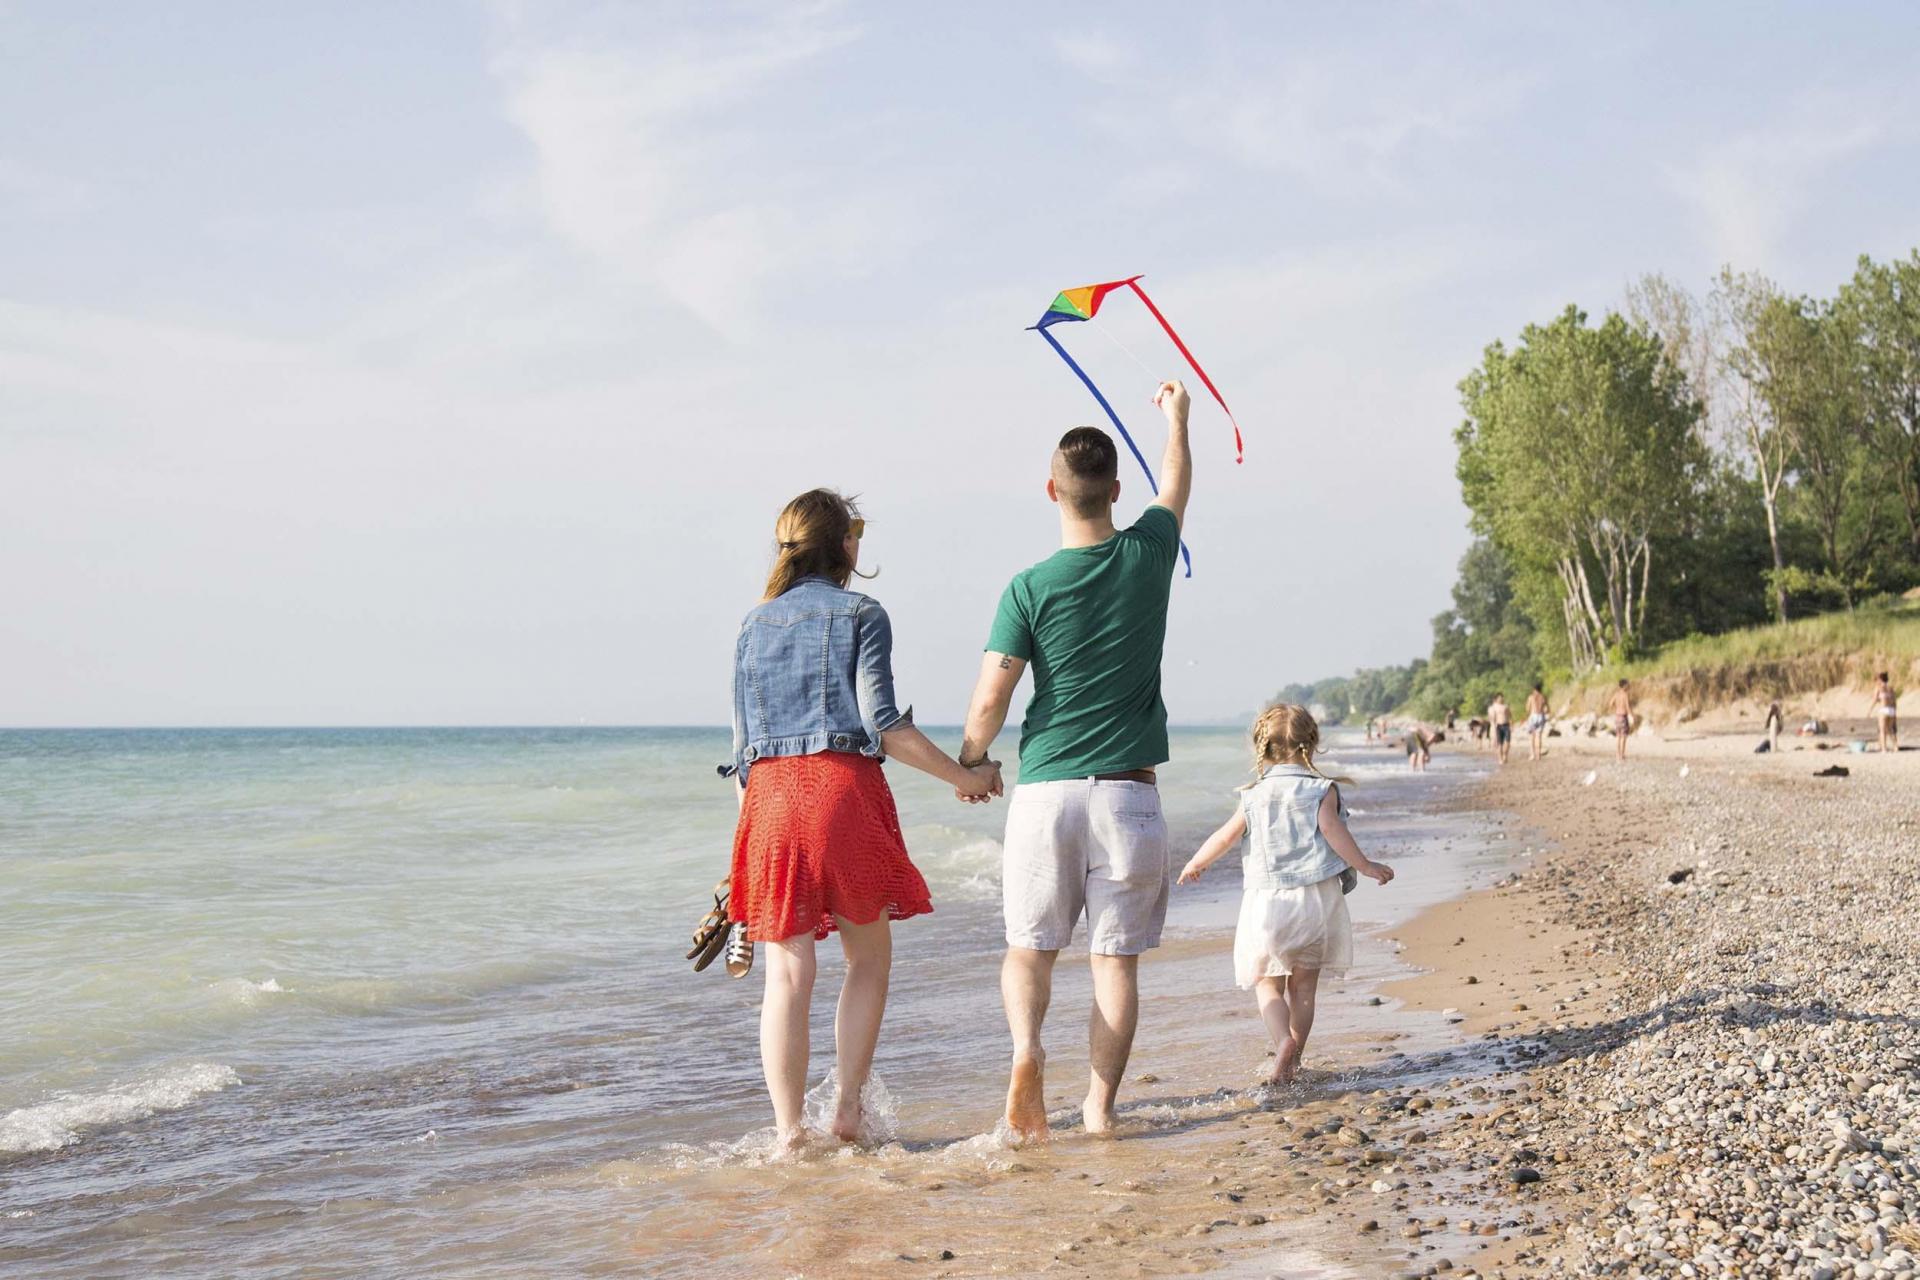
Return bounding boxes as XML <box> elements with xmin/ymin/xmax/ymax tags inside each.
<box><xmin>761</xmin><ymin>931</ymin><xmax>818</xmax><ymax>1149</ymax></box>
<box><xmin>1283</xmin><ymin>969</ymin><xmax>1322</xmax><ymax>1081</ymax></box>
<box><xmin>830</xmin><ymin>915</ymin><xmax>892</xmax><ymax>1142</ymax></box>
<box><xmin>1254</xmin><ymin>976</ymin><xmax>1295</xmax><ymax>1083</ymax></box>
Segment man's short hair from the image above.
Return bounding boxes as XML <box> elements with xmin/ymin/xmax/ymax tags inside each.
<box><xmin>1052</xmin><ymin>427</ymin><xmax>1118</xmax><ymax>517</ymax></box>
<box><xmin>1617</xmin><ymin>678</ymin><xmax>1628</xmax><ymax>688</ymax></box>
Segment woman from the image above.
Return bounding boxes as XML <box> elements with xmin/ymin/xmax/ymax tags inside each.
<box><xmin>1872</xmin><ymin>672</ymin><xmax>1899</xmax><ymax>753</ymax></box>
<box><xmin>729</xmin><ymin>489</ymin><xmax>998</xmax><ymax>1151</ymax></box>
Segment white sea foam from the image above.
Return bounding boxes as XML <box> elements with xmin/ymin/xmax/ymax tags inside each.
<box><xmin>0</xmin><ymin>1062</ymin><xmax>241</xmax><ymax>1154</ymax></box>
<box><xmin>208</xmin><ymin>976</ymin><xmax>285</xmax><ymax>1006</ymax></box>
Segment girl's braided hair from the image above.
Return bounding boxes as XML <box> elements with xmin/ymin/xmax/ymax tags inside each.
<box><xmin>1242</xmin><ymin>703</ymin><xmax>1354</xmax><ymax>789</ymax></box>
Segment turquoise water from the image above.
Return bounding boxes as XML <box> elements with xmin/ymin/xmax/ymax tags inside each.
<box><xmin>0</xmin><ymin>725</ymin><xmax>1478</xmax><ymax>1274</ymax></box>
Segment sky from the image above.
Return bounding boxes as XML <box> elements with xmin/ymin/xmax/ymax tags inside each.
<box><xmin>4</xmin><ymin>1</ymin><xmax>1919</xmax><ymax>728</ymax></box>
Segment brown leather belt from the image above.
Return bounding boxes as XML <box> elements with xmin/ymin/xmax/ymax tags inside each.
<box><xmin>1092</xmin><ymin>769</ymin><xmax>1157</xmax><ymax>784</ymax></box>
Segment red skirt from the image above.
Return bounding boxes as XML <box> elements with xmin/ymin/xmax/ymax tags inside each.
<box><xmin>730</xmin><ymin>752</ymin><xmax>934</xmax><ymax>942</ymax></box>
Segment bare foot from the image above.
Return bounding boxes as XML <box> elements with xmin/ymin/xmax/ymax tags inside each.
<box><xmin>774</xmin><ymin>1125</ymin><xmax>811</xmax><ymax>1157</ymax></box>
<box><xmin>1005</xmin><ymin>1054</ymin><xmax>1050</xmax><ymax>1143</ymax></box>
<box><xmin>1268</xmin><ymin>1037</ymin><xmax>1300</xmax><ymax>1086</ymax></box>
<box><xmin>830</xmin><ymin>1094</ymin><xmax>862</xmax><ymax>1144</ymax></box>
<box><xmin>1081</xmin><ymin>1095</ymin><xmax>1117</xmax><ymax>1137</ymax></box>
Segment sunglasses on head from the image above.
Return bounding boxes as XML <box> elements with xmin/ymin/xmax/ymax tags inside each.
<box><xmin>849</xmin><ymin>518</ymin><xmax>865</xmax><ymax>540</ymax></box>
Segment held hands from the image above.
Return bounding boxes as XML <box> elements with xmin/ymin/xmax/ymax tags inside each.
<box><xmin>1154</xmin><ymin>379</ymin><xmax>1190</xmax><ymax>426</ymax></box>
<box><xmin>954</xmin><ymin>760</ymin><xmax>1003</xmax><ymax>803</ymax></box>
<box><xmin>1362</xmin><ymin>860</ymin><xmax>1395</xmax><ymax>886</ymax></box>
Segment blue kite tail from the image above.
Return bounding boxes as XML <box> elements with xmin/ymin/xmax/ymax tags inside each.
<box><xmin>1033</xmin><ymin>325</ymin><xmax>1194</xmax><ymax>578</ymax></box>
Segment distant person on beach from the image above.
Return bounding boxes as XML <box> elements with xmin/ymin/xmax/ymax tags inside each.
<box><xmin>1404</xmin><ymin>724</ymin><xmax>1430</xmax><ymax>771</ymax></box>
<box><xmin>1764</xmin><ymin>699</ymin><xmax>1784</xmax><ymax>754</ymax></box>
<box><xmin>1609</xmin><ymin>679</ymin><xmax>1633</xmax><ymax>761</ymax></box>
<box><xmin>1177</xmin><ymin>704</ymin><xmax>1394</xmax><ymax>1086</ymax></box>
<box><xmin>1872</xmin><ymin>672</ymin><xmax>1899</xmax><ymax>752</ymax></box>
<box><xmin>959</xmin><ymin>380</ymin><xmax>1192</xmax><ymax>1142</ymax></box>
<box><xmin>1488</xmin><ymin>693</ymin><xmax>1513</xmax><ymax>764</ymax></box>
<box><xmin>1525</xmin><ymin>683</ymin><xmax>1549</xmax><ymax>761</ymax></box>
<box><xmin>729</xmin><ymin>489</ymin><xmax>1000</xmax><ymax>1152</ymax></box>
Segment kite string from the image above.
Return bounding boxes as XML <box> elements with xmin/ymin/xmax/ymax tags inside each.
<box><xmin>1089</xmin><ymin>316</ymin><xmax>1160</xmax><ymax>384</ymax></box>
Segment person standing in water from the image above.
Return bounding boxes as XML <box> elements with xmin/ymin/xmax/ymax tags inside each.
<box><xmin>960</xmin><ymin>380</ymin><xmax>1192</xmax><ymax>1142</ymax></box>
<box><xmin>728</xmin><ymin>490</ymin><xmax>1001</xmax><ymax>1152</ymax></box>
<box><xmin>1609</xmin><ymin>678</ymin><xmax>1634</xmax><ymax>762</ymax></box>
<box><xmin>1524</xmin><ymin>683</ymin><xmax>1549</xmax><ymax>761</ymax></box>
<box><xmin>1871</xmin><ymin>672</ymin><xmax>1899</xmax><ymax>753</ymax></box>
<box><xmin>1488</xmin><ymin>692</ymin><xmax>1513</xmax><ymax>765</ymax></box>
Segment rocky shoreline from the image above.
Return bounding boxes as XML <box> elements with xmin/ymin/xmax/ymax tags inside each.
<box><xmin>1371</xmin><ymin>747</ymin><xmax>1920</xmax><ymax>1279</ymax></box>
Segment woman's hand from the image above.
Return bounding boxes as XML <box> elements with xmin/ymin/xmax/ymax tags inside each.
<box><xmin>955</xmin><ymin>761</ymin><xmax>1001</xmax><ymax>801</ymax></box>
<box><xmin>1362</xmin><ymin>860</ymin><xmax>1395</xmax><ymax>886</ymax></box>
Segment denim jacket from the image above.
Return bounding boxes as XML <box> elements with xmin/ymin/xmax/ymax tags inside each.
<box><xmin>1239</xmin><ymin>764</ymin><xmax>1349</xmax><ymax>889</ymax></box>
<box><xmin>731</xmin><ymin>576</ymin><xmax>911</xmax><ymax>784</ymax></box>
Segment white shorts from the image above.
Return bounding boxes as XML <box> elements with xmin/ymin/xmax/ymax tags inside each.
<box><xmin>1001</xmin><ymin>779</ymin><xmax>1170</xmax><ymax>956</ymax></box>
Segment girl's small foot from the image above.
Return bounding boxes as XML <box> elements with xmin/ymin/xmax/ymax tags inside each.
<box><xmin>774</xmin><ymin>1125</ymin><xmax>813</xmax><ymax>1157</ymax></box>
<box><xmin>1268</xmin><ymin>1037</ymin><xmax>1300</xmax><ymax>1086</ymax></box>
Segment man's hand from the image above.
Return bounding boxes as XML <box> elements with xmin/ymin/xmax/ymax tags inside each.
<box><xmin>1154</xmin><ymin>379</ymin><xmax>1190</xmax><ymax>425</ymax></box>
<box><xmin>956</xmin><ymin>760</ymin><xmax>1002</xmax><ymax>803</ymax></box>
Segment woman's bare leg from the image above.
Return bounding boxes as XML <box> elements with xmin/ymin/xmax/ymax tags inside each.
<box><xmin>1254</xmin><ymin>976</ymin><xmax>1295</xmax><ymax>1083</ymax></box>
<box><xmin>761</xmin><ymin>931</ymin><xmax>817</xmax><ymax>1149</ymax></box>
<box><xmin>830</xmin><ymin>915</ymin><xmax>892</xmax><ymax>1142</ymax></box>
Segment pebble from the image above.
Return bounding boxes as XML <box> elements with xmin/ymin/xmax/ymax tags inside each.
<box><xmin>1457</xmin><ymin>761</ymin><xmax>1920</xmax><ymax>1277</ymax></box>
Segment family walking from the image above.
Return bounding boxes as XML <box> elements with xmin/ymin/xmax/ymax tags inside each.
<box><xmin>725</xmin><ymin>380</ymin><xmax>1392</xmax><ymax>1152</ymax></box>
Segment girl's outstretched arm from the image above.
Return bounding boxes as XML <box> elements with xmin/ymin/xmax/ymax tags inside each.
<box><xmin>1178</xmin><ymin>808</ymin><xmax>1248</xmax><ymax>884</ymax></box>
<box><xmin>1319</xmin><ymin>788</ymin><xmax>1394</xmax><ymax>884</ymax></box>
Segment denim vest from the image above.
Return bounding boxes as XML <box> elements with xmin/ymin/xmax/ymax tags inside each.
<box><xmin>731</xmin><ymin>577</ymin><xmax>911</xmax><ymax>784</ymax></box>
<box><xmin>1239</xmin><ymin>764</ymin><xmax>1348</xmax><ymax>889</ymax></box>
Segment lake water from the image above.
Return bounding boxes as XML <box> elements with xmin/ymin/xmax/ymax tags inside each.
<box><xmin>0</xmin><ymin>725</ymin><xmax>1492</xmax><ymax>1276</ymax></box>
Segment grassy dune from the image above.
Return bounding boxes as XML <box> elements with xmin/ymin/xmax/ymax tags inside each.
<box><xmin>1556</xmin><ymin>597</ymin><xmax>1920</xmax><ymax>719</ymax></box>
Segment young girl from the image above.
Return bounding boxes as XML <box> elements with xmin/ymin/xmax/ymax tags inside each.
<box><xmin>1179</xmin><ymin>705</ymin><xmax>1394</xmax><ymax>1086</ymax></box>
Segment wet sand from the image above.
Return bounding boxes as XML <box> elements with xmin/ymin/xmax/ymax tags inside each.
<box><xmin>606</xmin><ymin>751</ymin><xmax>1562</xmax><ymax>1280</ymax></box>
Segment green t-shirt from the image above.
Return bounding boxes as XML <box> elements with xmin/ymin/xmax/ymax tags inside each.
<box><xmin>985</xmin><ymin>505</ymin><xmax>1180</xmax><ymax>783</ymax></box>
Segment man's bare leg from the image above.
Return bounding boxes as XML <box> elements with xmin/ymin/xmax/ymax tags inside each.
<box><xmin>761</xmin><ymin>932</ymin><xmax>817</xmax><ymax>1152</ymax></box>
<box><xmin>1002</xmin><ymin>946</ymin><xmax>1057</xmax><ymax>1140</ymax></box>
<box><xmin>1083</xmin><ymin>952</ymin><xmax>1139</xmax><ymax>1135</ymax></box>
<box><xmin>830</xmin><ymin>915</ymin><xmax>891</xmax><ymax>1143</ymax></box>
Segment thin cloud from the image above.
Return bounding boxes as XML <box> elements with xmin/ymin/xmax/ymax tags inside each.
<box><xmin>490</xmin><ymin>6</ymin><xmax>895</xmax><ymax>339</ymax></box>
<box><xmin>1668</xmin><ymin>93</ymin><xmax>1896</xmax><ymax>271</ymax></box>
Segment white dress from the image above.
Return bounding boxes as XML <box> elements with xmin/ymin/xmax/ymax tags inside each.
<box><xmin>1233</xmin><ymin>874</ymin><xmax>1352</xmax><ymax>988</ymax></box>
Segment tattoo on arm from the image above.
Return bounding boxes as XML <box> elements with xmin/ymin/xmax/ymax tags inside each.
<box><xmin>997</xmin><ymin>655</ymin><xmax>1012</xmax><ymax>670</ymax></box>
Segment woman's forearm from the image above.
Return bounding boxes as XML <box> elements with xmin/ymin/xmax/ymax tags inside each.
<box><xmin>881</xmin><ymin>723</ymin><xmax>971</xmax><ymax>789</ymax></box>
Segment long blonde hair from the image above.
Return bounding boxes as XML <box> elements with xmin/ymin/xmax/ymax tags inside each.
<box><xmin>762</xmin><ymin>489</ymin><xmax>872</xmax><ymax>601</ymax></box>
<box><xmin>1243</xmin><ymin>703</ymin><xmax>1353</xmax><ymax>788</ymax></box>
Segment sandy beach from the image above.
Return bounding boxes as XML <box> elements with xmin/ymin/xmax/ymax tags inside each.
<box><xmin>615</xmin><ymin>725</ymin><xmax>1920</xmax><ymax>1280</ymax></box>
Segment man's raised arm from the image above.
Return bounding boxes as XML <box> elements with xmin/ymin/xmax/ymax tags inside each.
<box><xmin>1149</xmin><ymin>379</ymin><xmax>1192</xmax><ymax>530</ymax></box>
<box><xmin>960</xmin><ymin>651</ymin><xmax>1026</xmax><ymax>798</ymax></box>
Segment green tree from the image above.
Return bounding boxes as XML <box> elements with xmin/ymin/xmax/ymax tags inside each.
<box><xmin>1712</xmin><ymin>268</ymin><xmax>1797</xmax><ymax>621</ymax></box>
<box><xmin>1752</xmin><ymin>294</ymin><xmax>1886</xmax><ymax>607</ymax></box>
<box><xmin>1835</xmin><ymin>251</ymin><xmax>1920</xmax><ymax>575</ymax></box>
<box><xmin>1456</xmin><ymin>306</ymin><xmax>1706</xmax><ymax>672</ymax></box>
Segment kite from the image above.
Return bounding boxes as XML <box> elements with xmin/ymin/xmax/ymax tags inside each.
<box><xmin>1030</xmin><ymin>276</ymin><xmax>1244</xmax><ymax>577</ymax></box>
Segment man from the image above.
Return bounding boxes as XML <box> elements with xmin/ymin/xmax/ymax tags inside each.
<box><xmin>1609</xmin><ymin>678</ymin><xmax>1633</xmax><ymax>761</ymax></box>
<box><xmin>1524</xmin><ymin>682</ymin><xmax>1549</xmax><ymax>761</ymax></box>
<box><xmin>959</xmin><ymin>379</ymin><xmax>1192</xmax><ymax>1142</ymax></box>
<box><xmin>1488</xmin><ymin>693</ymin><xmax>1512</xmax><ymax>765</ymax></box>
